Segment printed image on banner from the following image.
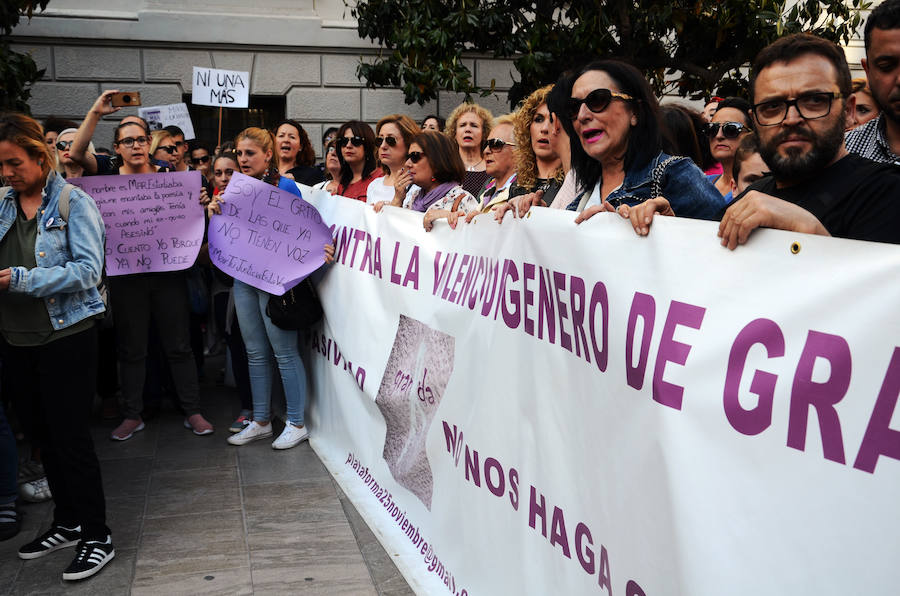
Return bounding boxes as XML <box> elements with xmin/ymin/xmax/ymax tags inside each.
<box><xmin>375</xmin><ymin>315</ymin><xmax>455</xmax><ymax>510</ymax></box>
<box><xmin>69</xmin><ymin>171</ymin><xmax>204</xmax><ymax>275</ymax></box>
<box><xmin>138</xmin><ymin>103</ymin><xmax>196</xmax><ymax>139</ymax></box>
<box><xmin>207</xmin><ymin>173</ymin><xmax>332</xmax><ymax>295</ymax></box>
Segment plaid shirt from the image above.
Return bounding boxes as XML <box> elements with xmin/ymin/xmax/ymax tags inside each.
<box><xmin>844</xmin><ymin>114</ymin><xmax>900</xmax><ymax>165</ymax></box>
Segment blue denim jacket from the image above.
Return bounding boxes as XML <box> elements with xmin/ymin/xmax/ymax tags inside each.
<box><xmin>0</xmin><ymin>171</ymin><xmax>106</xmax><ymax>330</ymax></box>
<box><xmin>574</xmin><ymin>152</ymin><xmax>727</xmax><ymax>220</ymax></box>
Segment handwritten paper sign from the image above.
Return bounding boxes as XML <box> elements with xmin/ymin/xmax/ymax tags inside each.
<box><xmin>69</xmin><ymin>171</ymin><xmax>205</xmax><ymax>276</ymax></box>
<box><xmin>138</xmin><ymin>103</ymin><xmax>196</xmax><ymax>139</ymax></box>
<box><xmin>191</xmin><ymin>66</ymin><xmax>250</xmax><ymax>108</ymax></box>
<box><xmin>207</xmin><ymin>172</ymin><xmax>331</xmax><ymax>295</ymax></box>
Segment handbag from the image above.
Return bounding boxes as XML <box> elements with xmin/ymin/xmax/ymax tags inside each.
<box><xmin>265</xmin><ymin>277</ymin><xmax>323</xmax><ymax>330</ymax></box>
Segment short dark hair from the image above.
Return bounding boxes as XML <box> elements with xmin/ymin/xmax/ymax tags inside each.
<box><xmin>422</xmin><ymin>114</ymin><xmax>445</xmax><ymax>130</ymax></box>
<box><xmin>732</xmin><ymin>134</ymin><xmax>761</xmax><ymax>180</ymax></box>
<box><xmin>275</xmin><ymin>119</ymin><xmax>316</xmax><ymax>167</ymax></box>
<box><xmin>189</xmin><ymin>139</ymin><xmax>211</xmax><ymax>154</ymax></box>
<box><xmin>163</xmin><ymin>125</ymin><xmax>185</xmax><ymax>139</ymax></box>
<box><xmin>410</xmin><ymin>131</ymin><xmax>465</xmax><ymax>185</ymax></box>
<box><xmin>714</xmin><ymin>97</ymin><xmax>753</xmax><ymax>128</ymax></box>
<box><xmin>865</xmin><ymin>0</ymin><xmax>900</xmax><ymax>52</ymax></box>
<box><xmin>336</xmin><ymin>120</ymin><xmax>377</xmax><ymax>188</ymax></box>
<box><xmin>560</xmin><ymin>59</ymin><xmax>663</xmax><ymax>193</ymax></box>
<box><xmin>750</xmin><ymin>33</ymin><xmax>852</xmax><ymax>100</ymax></box>
<box><xmin>43</xmin><ymin>116</ymin><xmax>79</xmax><ymax>135</ymax></box>
<box><xmin>660</xmin><ymin>105</ymin><xmax>703</xmax><ymax>167</ymax></box>
<box><xmin>322</xmin><ymin>127</ymin><xmax>338</xmax><ymax>145</ymax></box>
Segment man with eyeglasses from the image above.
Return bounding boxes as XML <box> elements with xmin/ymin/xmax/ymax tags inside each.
<box><xmin>718</xmin><ymin>33</ymin><xmax>900</xmax><ymax>249</ymax></box>
<box><xmin>163</xmin><ymin>126</ymin><xmax>190</xmax><ymax>172</ymax></box>
<box><xmin>845</xmin><ymin>0</ymin><xmax>900</xmax><ymax>165</ymax></box>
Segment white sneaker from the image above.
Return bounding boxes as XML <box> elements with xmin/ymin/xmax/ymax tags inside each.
<box><xmin>272</xmin><ymin>423</ymin><xmax>309</xmax><ymax>450</ymax></box>
<box><xmin>226</xmin><ymin>421</ymin><xmax>273</xmax><ymax>446</ymax></box>
<box><xmin>19</xmin><ymin>477</ymin><xmax>52</xmax><ymax>503</ymax></box>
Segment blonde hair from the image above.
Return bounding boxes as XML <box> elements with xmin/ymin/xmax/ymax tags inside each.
<box><xmin>235</xmin><ymin>127</ymin><xmax>279</xmax><ymax>178</ymax></box>
<box><xmin>493</xmin><ymin>114</ymin><xmax>516</xmax><ymax>129</ymax></box>
<box><xmin>54</xmin><ymin>127</ymin><xmax>95</xmax><ymax>175</ymax></box>
<box><xmin>851</xmin><ymin>77</ymin><xmax>871</xmax><ymax>96</ymax></box>
<box><xmin>513</xmin><ymin>85</ymin><xmax>564</xmax><ymax>190</ymax></box>
<box><xmin>375</xmin><ymin>114</ymin><xmax>421</xmax><ymax>174</ymax></box>
<box><xmin>444</xmin><ymin>103</ymin><xmax>494</xmax><ymax>145</ymax></box>
<box><xmin>149</xmin><ymin>130</ymin><xmax>173</xmax><ymax>157</ymax></box>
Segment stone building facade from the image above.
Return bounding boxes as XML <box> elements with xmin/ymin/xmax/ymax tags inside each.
<box><xmin>10</xmin><ymin>0</ymin><xmax>517</xmax><ymax>157</ymax></box>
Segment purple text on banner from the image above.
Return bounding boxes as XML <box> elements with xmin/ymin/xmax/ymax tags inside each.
<box><xmin>69</xmin><ymin>171</ymin><xmax>205</xmax><ymax>276</ymax></box>
<box><xmin>207</xmin><ymin>172</ymin><xmax>331</xmax><ymax>295</ymax></box>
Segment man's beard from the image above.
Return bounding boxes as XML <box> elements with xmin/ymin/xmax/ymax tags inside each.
<box><xmin>877</xmin><ymin>90</ymin><xmax>900</xmax><ymax>125</ymax></box>
<box><xmin>759</xmin><ymin>117</ymin><xmax>845</xmax><ymax>182</ymax></box>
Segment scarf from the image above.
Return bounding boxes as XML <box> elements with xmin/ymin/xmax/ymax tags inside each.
<box><xmin>411</xmin><ymin>181</ymin><xmax>458</xmax><ymax>213</ymax></box>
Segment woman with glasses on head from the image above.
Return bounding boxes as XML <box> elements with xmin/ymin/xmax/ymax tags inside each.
<box><xmin>368</xmin><ymin>114</ymin><xmax>421</xmax><ymax>208</ymax></box>
<box><xmin>54</xmin><ymin>128</ymin><xmax>95</xmax><ymax>179</ymax></box>
<box><xmin>563</xmin><ymin>60</ymin><xmax>724</xmax><ymax>231</ymax></box>
<box><xmin>335</xmin><ymin>120</ymin><xmax>381</xmax><ymax>201</ymax></box>
<box><xmin>274</xmin><ymin>119</ymin><xmax>324</xmax><ymax>187</ymax></box>
<box><xmin>703</xmin><ymin>97</ymin><xmax>753</xmax><ymax>202</ymax></box>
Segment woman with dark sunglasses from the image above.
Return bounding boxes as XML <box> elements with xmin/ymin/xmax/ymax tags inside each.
<box><xmin>558</xmin><ymin>60</ymin><xmax>723</xmax><ymax>226</ymax></box>
<box><xmin>150</xmin><ymin>130</ymin><xmax>178</xmax><ymax>168</ymax></box>
<box><xmin>402</xmin><ymin>131</ymin><xmax>478</xmax><ymax>231</ymax></box>
<box><xmin>53</xmin><ymin>128</ymin><xmax>94</xmax><ymax>179</ymax></box>
<box><xmin>704</xmin><ymin>97</ymin><xmax>753</xmax><ymax>201</ymax></box>
<box><xmin>335</xmin><ymin>120</ymin><xmax>381</xmax><ymax>201</ymax></box>
<box><xmin>189</xmin><ymin>140</ymin><xmax>214</xmax><ymax>183</ymax></box>
<box><xmin>274</xmin><ymin>119</ymin><xmax>324</xmax><ymax>187</ymax></box>
<box><xmin>369</xmin><ymin>114</ymin><xmax>421</xmax><ymax>208</ymax></box>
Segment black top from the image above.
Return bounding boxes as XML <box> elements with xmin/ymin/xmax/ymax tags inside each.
<box><xmin>510</xmin><ymin>177</ymin><xmax>563</xmax><ymax>206</ymax></box>
<box><xmin>286</xmin><ymin>165</ymin><xmax>326</xmax><ymax>187</ymax></box>
<box><xmin>731</xmin><ymin>154</ymin><xmax>900</xmax><ymax>245</ymax></box>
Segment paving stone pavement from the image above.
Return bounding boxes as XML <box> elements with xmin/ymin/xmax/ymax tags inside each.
<box><xmin>0</xmin><ymin>355</ymin><xmax>415</xmax><ymax>596</ymax></box>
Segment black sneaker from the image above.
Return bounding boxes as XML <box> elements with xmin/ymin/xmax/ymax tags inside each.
<box><xmin>62</xmin><ymin>536</ymin><xmax>115</xmax><ymax>581</ymax></box>
<box><xmin>17</xmin><ymin>524</ymin><xmax>81</xmax><ymax>559</ymax></box>
<box><xmin>0</xmin><ymin>503</ymin><xmax>20</xmax><ymax>541</ymax></box>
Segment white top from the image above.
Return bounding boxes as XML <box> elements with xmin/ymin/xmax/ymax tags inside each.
<box><xmin>367</xmin><ymin>176</ymin><xmax>420</xmax><ymax>207</ymax></box>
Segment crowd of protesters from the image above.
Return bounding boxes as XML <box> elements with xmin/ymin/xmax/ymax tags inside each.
<box><xmin>1</xmin><ymin>0</ymin><xmax>900</xmax><ymax>582</ymax></box>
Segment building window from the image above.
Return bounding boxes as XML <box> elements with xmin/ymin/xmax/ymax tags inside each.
<box><xmin>184</xmin><ymin>95</ymin><xmax>286</xmax><ymax>147</ymax></box>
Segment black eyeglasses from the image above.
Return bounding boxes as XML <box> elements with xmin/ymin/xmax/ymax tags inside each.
<box><xmin>115</xmin><ymin>136</ymin><xmax>150</xmax><ymax>148</ymax></box>
<box><xmin>752</xmin><ymin>92</ymin><xmax>842</xmax><ymax>126</ymax></box>
<box><xmin>376</xmin><ymin>136</ymin><xmax>398</xmax><ymax>147</ymax></box>
<box><xmin>190</xmin><ymin>155</ymin><xmax>211</xmax><ymax>165</ymax></box>
<box><xmin>56</xmin><ymin>140</ymin><xmax>73</xmax><ymax>151</ymax></box>
<box><xmin>566</xmin><ymin>88</ymin><xmax>634</xmax><ymax>120</ymax></box>
<box><xmin>337</xmin><ymin>136</ymin><xmax>365</xmax><ymax>148</ymax></box>
<box><xmin>481</xmin><ymin>138</ymin><xmax>516</xmax><ymax>152</ymax></box>
<box><xmin>158</xmin><ymin>145</ymin><xmax>178</xmax><ymax>155</ymax></box>
<box><xmin>406</xmin><ymin>151</ymin><xmax>426</xmax><ymax>163</ymax></box>
<box><xmin>703</xmin><ymin>122</ymin><xmax>749</xmax><ymax>139</ymax></box>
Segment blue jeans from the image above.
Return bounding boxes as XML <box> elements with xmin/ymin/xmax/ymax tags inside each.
<box><xmin>232</xmin><ymin>280</ymin><xmax>307</xmax><ymax>426</ymax></box>
<box><xmin>0</xmin><ymin>400</ymin><xmax>16</xmax><ymax>506</ymax></box>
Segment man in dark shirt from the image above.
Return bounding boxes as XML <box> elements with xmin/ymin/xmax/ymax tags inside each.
<box><xmin>720</xmin><ymin>33</ymin><xmax>900</xmax><ymax>248</ymax></box>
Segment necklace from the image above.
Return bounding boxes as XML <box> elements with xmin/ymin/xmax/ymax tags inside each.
<box><xmin>465</xmin><ymin>158</ymin><xmax>484</xmax><ymax>172</ymax></box>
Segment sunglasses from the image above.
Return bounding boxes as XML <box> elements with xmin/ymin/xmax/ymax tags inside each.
<box><xmin>56</xmin><ymin>140</ymin><xmax>73</xmax><ymax>151</ymax></box>
<box><xmin>326</xmin><ymin>145</ymin><xmax>337</xmax><ymax>154</ymax></box>
<box><xmin>190</xmin><ymin>155</ymin><xmax>211</xmax><ymax>165</ymax></box>
<box><xmin>115</xmin><ymin>136</ymin><xmax>150</xmax><ymax>148</ymax></box>
<box><xmin>376</xmin><ymin>136</ymin><xmax>398</xmax><ymax>147</ymax></box>
<box><xmin>704</xmin><ymin>121</ymin><xmax>749</xmax><ymax>139</ymax></box>
<box><xmin>481</xmin><ymin>138</ymin><xmax>515</xmax><ymax>152</ymax></box>
<box><xmin>566</xmin><ymin>88</ymin><xmax>634</xmax><ymax>120</ymax></box>
<box><xmin>337</xmin><ymin>136</ymin><xmax>365</xmax><ymax>148</ymax></box>
<box><xmin>406</xmin><ymin>151</ymin><xmax>426</xmax><ymax>164</ymax></box>
<box><xmin>156</xmin><ymin>145</ymin><xmax>177</xmax><ymax>155</ymax></box>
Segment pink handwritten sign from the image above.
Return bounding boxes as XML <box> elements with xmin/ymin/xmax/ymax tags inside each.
<box><xmin>69</xmin><ymin>171</ymin><xmax>205</xmax><ymax>276</ymax></box>
<box><xmin>207</xmin><ymin>172</ymin><xmax>331</xmax><ymax>295</ymax></box>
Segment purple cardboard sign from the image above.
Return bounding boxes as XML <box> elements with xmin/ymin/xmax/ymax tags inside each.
<box><xmin>207</xmin><ymin>172</ymin><xmax>331</xmax><ymax>295</ymax></box>
<box><xmin>69</xmin><ymin>171</ymin><xmax>205</xmax><ymax>276</ymax></box>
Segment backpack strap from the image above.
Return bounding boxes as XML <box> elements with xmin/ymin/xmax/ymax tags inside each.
<box><xmin>57</xmin><ymin>183</ymin><xmax>76</xmax><ymax>223</ymax></box>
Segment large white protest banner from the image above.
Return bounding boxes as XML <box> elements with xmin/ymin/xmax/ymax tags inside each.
<box><xmin>191</xmin><ymin>66</ymin><xmax>249</xmax><ymax>108</ymax></box>
<box><xmin>302</xmin><ymin>191</ymin><xmax>900</xmax><ymax>595</ymax></box>
<box><xmin>138</xmin><ymin>103</ymin><xmax>196</xmax><ymax>139</ymax></box>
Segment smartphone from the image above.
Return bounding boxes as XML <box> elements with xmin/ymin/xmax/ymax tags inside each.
<box><xmin>110</xmin><ymin>92</ymin><xmax>142</xmax><ymax>107</ymax></box>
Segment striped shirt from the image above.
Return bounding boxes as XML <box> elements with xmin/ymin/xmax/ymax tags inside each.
<box><xmin>844</xmin><ymin>114</ymin><xmax>900</xmax><ymax>165</ymax></box>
